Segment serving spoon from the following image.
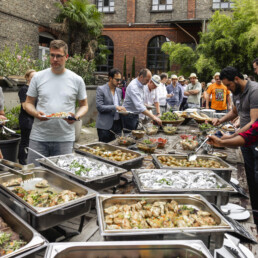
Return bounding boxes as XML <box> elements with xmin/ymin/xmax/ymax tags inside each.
<box><xmin>187</xmin><ymin>136</ymin><xmax>210</xmax><ymax>161</ymax></box>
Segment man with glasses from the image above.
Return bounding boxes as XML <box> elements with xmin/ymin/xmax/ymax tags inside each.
<box><xmin>25</xmin><ymin>40</ymin><xmax>88</xmax><ymax>165</ymax></box>
<box><xmin>122</xmin><ymin>68</ymin><xmax>162</xmax><ymax>130</ymax></box>
<box><xmin>96</xmin><ymin>68</ymin><xmax>126</xmax><ymax>142</ymax></box>
<box><xmin>206</xmin><ymin>72</ymin><xmax>231</xmax><ymax>113</ymax></box>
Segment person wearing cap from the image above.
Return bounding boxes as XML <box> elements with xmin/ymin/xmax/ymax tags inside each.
<box><xmin>206</xmin><ymin>72</ymin><xmax>231</xmax><ymax>113</ymax></box>
<box><xmin>178</xmin><ymin>76</ymin><xmax>188</xmax><ymax>110</ymax></box>
<box><xmin>122</xmin><ymin>69</ymin><xmax>162</xmax><ymax>130</ymax></box>
<box><xmin>184</xmin><ymin>73</ymin><xmax>202</xmax><ymax>109</ymax></box>
<box><xmin>166</xmin><ymin>74</ymin><xmax>183</xmax><ymax>111</ymax></box>
<box><xmin>140</xmin><ymin>75</ymin><xmax>161</xmax><ymax>123</ymax></box>
<box><xmin>157</xmin><ymin>73</ymin><xmax>171</xmax><ymax>114</ymax></box>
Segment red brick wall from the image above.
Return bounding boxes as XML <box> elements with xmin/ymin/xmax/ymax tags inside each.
<box><xmin>187</xmin><ymin>0</ymin><xmax>196</xmax><ymax>19</ymax></box>
<box><xmin>127</xmin><ymin>0</ymin><xmax>136</xmax><ymax>24</ymax></box>
<box><xmin>102</xmin><ymin>24</ymin><xmax>200</xmax><ymax>75</ymax></box>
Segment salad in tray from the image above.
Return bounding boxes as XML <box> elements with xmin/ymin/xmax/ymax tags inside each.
<box><xmin>45</xmin><ymin>112</ymin><xmax>69</xmax><ymax>119</ymax></box>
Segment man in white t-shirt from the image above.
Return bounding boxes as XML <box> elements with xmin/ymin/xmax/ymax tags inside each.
<box><xmin>139</xmin><ymin>75</ymin><xmax>161</xmax><ymax>122</ymax></box>
<box><xmin>25</xmin><ymin>40</ymin><xmax>88</xmax><ymax>165</ymax></box>
<box><xmin>157</xmin><ymin>73</ymin><xmax>170</xmax><ymax>114</ymax></box>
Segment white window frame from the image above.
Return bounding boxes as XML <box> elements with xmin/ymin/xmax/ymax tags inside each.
<box><xmin>97</xmin><ymin>0</ymin><xmax>115</xmax><ymax>13</ymax></box>
<box><xmin>152</xmin><ymin>0</ymin><xmax>173</xmax><ymax>11</ymax></box>
<box><xmin>212</xmin><ymin>0</ymin><xmax>234</xmax><ymax>9</ymax></box>
<box><xmin>39</xmin><ymin>46</ymin><xmax>50</xmax><ymax>61</ymax></box>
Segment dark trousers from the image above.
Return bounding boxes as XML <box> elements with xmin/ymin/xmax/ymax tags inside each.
<box><xmin>121</xmin><ymin>114</ymin><xmax>139</xmax><ymax>132</ymax></box>
<box><xmin>18</xmin><ymin>127</ymin><xmax>31</xmax><ymax>165</ymax></box>
<box><xmin>241</xmin><ymin>146</ymin><xmax>258</xmax><ymax>211</ymax></box>
<box><xmin>180</xmin><ymin>98</ymin><xmax>188</xmax><ymax>110</ymax></box>
<box><xmin>97</xmin><ymin>119</ymin><xmax>122</xmax><ymax>143</ymax></box>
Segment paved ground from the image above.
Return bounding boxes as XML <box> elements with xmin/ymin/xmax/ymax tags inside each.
<box><xmin>76</xmin><ymin>127</ymin><xmax>98</xmax><ymax>145</ymax></box>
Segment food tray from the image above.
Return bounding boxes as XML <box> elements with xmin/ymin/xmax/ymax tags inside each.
<box><xmin>45</xmin><ymin>240</ymin><xmax>213</xmax><ymax>258</ymax></box>
<box><xmin>37</xmin><ymin>153</ymin><xmax>127</xmax><ymax>191</ymax></box>
<box><xmin>0</xmin><ymin>158</ymin><xmax>35</xmax><ymax>173</ymax></box>
<box><xmin>96</xmin><ymin>194</ymin><xmax>233</xmax><ymax>250</ymax></box>
<box><xmin>132</xmin><ymin>169</ymin><xmax>237</xmax><ymax>206</ymax></box>
<box><xmin>161</xmin><ymin>117</ymin><xmax>185</xmax><ymax>126</ymax></box>
<box><xmin>74</xmin><ymin>142</ymin><xmax>145</xmax><ymax>170</ymax></box>
<box><xmin>0</xmin><ymin>168</ymin><xmax>96</xmax><ymax>231</ymax></box>
<box><xmin>152</xmin><ymin>154</ymin><xmax>236</xmax><ymax>182</ymax></box>
<box><xmin>0</xmin><ymin>200</ymin><xmax>47</xmax><ymax>257</ymax></box>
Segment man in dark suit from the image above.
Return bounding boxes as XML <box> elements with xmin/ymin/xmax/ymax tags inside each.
<box><xmin>96</xmin><ymin>68</ymin><xmax>127</xmax><ymax>142</ymax></box>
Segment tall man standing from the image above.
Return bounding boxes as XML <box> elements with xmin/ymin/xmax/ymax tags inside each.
<box><xmin>166</xmin><ymin>75</ymin><xmax>183</xmax><ymax>111</ymax></box>
<box><xmin>157</xmin><ymin>73</ymin><xmax>169</xmax><ymax>114</ymax></box>
<box><xmin>206</xmin><ymin>72</ymin><xmax>231</xmax><ymax>112</ymax></box>
<box><xmin>184</xmin><ymin>73</ymin><xmax>202</xmax><ymax>109</ymax></box>
<box><xmin>122</xmin><ymin>68</ymin><xmax>162</xmax><ymax>130</ymax></box>
<box><xmin>212</xmin><ymin>66</ymin><xmax>258</xmax><ymax>211</ymax></box>
<box><xmin>96</xmin><ymin>68</ymin><xmax>126</xmax><ymax>143</ymax></box>
<box><xmin>25</xmin><ymin>40</ymin><xmax>88</xmax><ymax>165</ymax></box>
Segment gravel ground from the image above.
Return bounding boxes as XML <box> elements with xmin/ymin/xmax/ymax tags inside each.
<box><xmin>76</xmin><ymin>127</ymin><xmax>98</xmax><ymax>145</ymax></box>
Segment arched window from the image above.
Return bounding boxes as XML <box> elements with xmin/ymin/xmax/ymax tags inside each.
<box><xmin>147</xmin><ymin>36</ymin><xmax>170</xmax><ymax>74</ymax></box>
<box><xmin>97</xmin><ymin>36</ymin><xmax>114</xmax><ymax>72</ymax></box>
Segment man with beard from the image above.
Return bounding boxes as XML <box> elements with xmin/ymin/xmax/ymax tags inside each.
<box><xmin>212</xmin><ymin>66</ymin><xmax>258</xmax><ymax>212</ymax></box>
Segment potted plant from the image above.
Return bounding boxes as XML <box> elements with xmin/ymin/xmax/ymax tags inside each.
<box><xmin>0</xmin><ymin>106</ymin><xmax>21</xmax><ymax>162</ymax></box>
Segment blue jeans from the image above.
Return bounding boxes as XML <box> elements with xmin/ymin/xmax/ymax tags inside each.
<box><xmin>27</xmin><ymin>140</ymin><xmax>74</xmax><ymax>166</ymax></box>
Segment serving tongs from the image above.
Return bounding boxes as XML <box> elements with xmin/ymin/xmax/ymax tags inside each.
<box><xmin>187</xmin><ymin>136</ymin><xmax>210</xmax><ymax>161</ymax></box>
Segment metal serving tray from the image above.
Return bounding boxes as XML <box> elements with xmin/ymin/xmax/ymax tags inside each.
<box><xmin>96</xmin><ymin>194</ymin><xmax>234</xmax><ymax>250</ymax></box>
<box><xmin>132</xmin><ymin>169</ymin><xmax>237</xmax><ymax>206</ymax></box>
<box><xmin>0</xmin><ymin>200</ymin><xmax>47</xmax><ymax>258</ymax></box>
<box><xmin>74</xmin><ymin>142</ymin><xmax>145</xmax><ymax>170</ymax></box>
<box><xmin>37</xmin><ymin>153</ymin><xmax>127</xmax><ymax>191</ymax></box>
<box><xmin>152</xmin><ymin>154</ymin><xmax>237</xmax><ymax>182</ymax></box>
<box><xmin>0</xmin><ymin>168</ymin><xmax>96</xmax><ymax>231</ymax></box>
<box><xmin>44</xmin><ymin>240</ymin><xmax>213</xmax><ymax>258</ymax></box>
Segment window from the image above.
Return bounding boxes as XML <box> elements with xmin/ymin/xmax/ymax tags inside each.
<box><xmin>38</xmin><ymin>32</ymin><xmax>54</xmax><ymax>61</ymax></box>
<box><xmin>96</xmin><ymin>36</ymin><xmax>114</xmax><ymax>72</ymax></box>
<box><xmin>97</xmin><ymin>0</ymin><xmax>114</xmax><ymax>13</ymax></box>
<box><xmin>212</xmin><ymin>0</ymin><xmax>234</xmax><ymax>9</ymax></box>
<box><xmin>152</xmin><ymin>0</ymin><xmax>173</xmax><ymax>11</ymax></box>
<box><xmin>147</xmin><ymin>36</ymin><xmax>170</xmax><ymax>74</ymax></box>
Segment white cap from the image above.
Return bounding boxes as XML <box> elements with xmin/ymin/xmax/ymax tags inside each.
<box><xmin>151</xmin><ymin>74</ymin><xmax>161</xmax><ymax>87</ymax></box>
<box><xmin>178</xmin><ymin>76</ymin><xmax>185</xmax><ymax>82</ymax></box>
<box><xmin>214</xmin><ymin>72</ymin><xmax>220</xmax><ymax>78</ymax></box>
<box><xmin>189</xmin><ymin>73</ymin><xmax>197</xmax><ymax>78</ymax></box>
<box><xmin>171</xmin><ymin>74</ymin><xmax>178</xmax><ymax>79</ymax></box>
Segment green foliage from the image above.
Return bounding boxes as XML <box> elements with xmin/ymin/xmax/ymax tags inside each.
<box><xmin>161</xmin><ymin>0</ymin><xmax>258</xmax><ymax>81</ymax></box>
<box><xmin>66</xmin><ymin>54</ymin><xmax>95</xmax><ymax>84</ymax></box>
<box><xmin>123</xmin><ymin>54</ymin><xmax>127</xmax><ymax>78</ymax></box>
<box><xmin>87</xmin><ymin>121</ymin><xmax>96</xmax><ymax>128</ymax></box>
<box><xmin>55</xmin><ymin>0</ymin><xmax>103</xmax><ymax>57</ymax></box>
<box><xmin>161</xmin><ymin>41</ymin><xmax>197</xmax><ymax>76</ymax></box>
<box><xmin>5</xmin><ymin>105</ymin><xmax>21</xmax><ymax>131</ymax></box>
<box><xmin>132</xmin><ymin>57</ymin><xmax>135</xmax><ymax>78</ymax></box>
<box><xmin>0</xmin><ymin>44</ymin><xmax>48</xmax><ymax>77</ymax></box>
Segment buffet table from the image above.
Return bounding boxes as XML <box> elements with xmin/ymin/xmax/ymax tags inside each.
<box><xmin>48</xmin><ymin>123</ymin><xmax>258</xmax><ymax>256</ymax></box>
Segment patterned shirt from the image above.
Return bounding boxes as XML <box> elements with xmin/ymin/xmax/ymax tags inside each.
<box><xmin>239</xmin><ymin>120</ymin><xmax>258</xmax><ymax>147</ymax></box>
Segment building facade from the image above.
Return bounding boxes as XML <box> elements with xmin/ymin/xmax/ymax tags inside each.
<box><xmin>90</xmin><ymin>0</ymin><xmax>233</xmax><ymax>76</ymax></box>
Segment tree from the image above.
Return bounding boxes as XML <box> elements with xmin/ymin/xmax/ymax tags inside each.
<box><xmin>123</xmin><ymin>54</ymin><xmax>127</xmax><ymax>79</ymax></box>
<box><xmin>161</xmin><ymin>0</ymin><xmax>258</xmax><ymax>82</ymax></box>
<box><xmin>132</xmin><ymin>56</ymin><xmax>135</xmax><ymax>78</ymax></box>
<box><xmin>54</xmin><ymin>0</ymin><xmax>103</xmax><ymax>58</ymax></box>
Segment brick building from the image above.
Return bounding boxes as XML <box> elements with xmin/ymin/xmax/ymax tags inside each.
<box><xmin>0</xmin><ymin>0</ymin><xmax>60</xmax><ymax>59</ymax></box>
<box><xmin>90</xmin><ymin>0</ymin><xmax>233</xmax><ymax>77</ymax></box>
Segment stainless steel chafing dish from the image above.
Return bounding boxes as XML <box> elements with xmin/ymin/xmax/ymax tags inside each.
<box><xmin>37</xmin><ymin>153</ymin><xmax>127</xmax><ymax>191</ymax></box>
<box><xmin>152</xmin><ymin>154</ymin><xmax>237</xmax><ymax>182</ymax></box>
<box><xmin>0</xmin><ymin>200</ymin><xmax>47</xmax><ymax>257</ymax></box>
<box><xmin>132</xmin><ymin>169</ymin><xmax>237</xmax><ymax>206</ymax></box>
<box><xmin>74</xmin><ymin>142</ymin><xmax>145</xmax><ymax>170</ymax></box>
<box><xmin>0</xmin><ymin>168</ymin><xmax>96</xmax><ymax>231</ymax></box>
<box><xmin>96</xmin><ymin>194</ymin><xmax>234</xmax><ymax>250</ymax></box>
<box><xmin>44</xmin><ymin>240</ymin><xmax>213</xmax><ymax>258</ymax></box>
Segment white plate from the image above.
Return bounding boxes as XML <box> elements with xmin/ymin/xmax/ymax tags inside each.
<box><xmin>221</xmin><ymin>203</ymin><xmax>250</xmax><ymax>221</ymax></box>
<box><xmin>117</xmin><ymin>111</ymin><xmax>133</xmax><ymax>115</ymax></box>
<box><xmin>44</xmin><ymin>116</ymin><xmax>67</xmax><ymax>120</ymax></box>
<box><xmin>215</xmin><ymin>238</ymin><xmax>254</xmax><ymax>258</ymax></box>
<box><xmin>230</xmin><ymin>177</ymin><xmax>239</xmax><ymax>185</ymax></box>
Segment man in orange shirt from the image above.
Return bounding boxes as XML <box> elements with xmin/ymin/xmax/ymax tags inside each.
<box><xmin>206</xmin><ymin>72</ymin><xmax>232</xmax><ymax>113</ymax></box>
